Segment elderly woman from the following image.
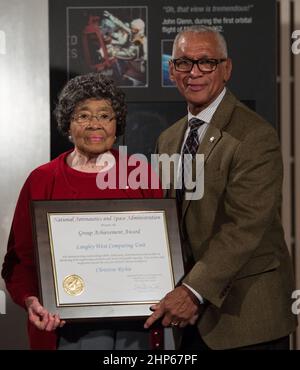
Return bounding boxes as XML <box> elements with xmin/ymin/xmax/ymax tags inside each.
<box><xmin>2</xmin><ymin>73</ymin><xmax>162</xmax><ymax>350</ymax></box>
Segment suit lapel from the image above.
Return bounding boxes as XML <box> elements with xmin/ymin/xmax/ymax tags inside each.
<box><xmin>165</xmin><ymin>116</ymin><xmax>188</xmax><ymax>199</ymax></box>
<box><xmin>181</xmin><ymin>90</ymin><xmax>238</xmax><ymax>218</ymax></box>
<box><xmin>181</xmin><ymin>125</ymin><xmax>222</xmax><ymax>217</ymax></box>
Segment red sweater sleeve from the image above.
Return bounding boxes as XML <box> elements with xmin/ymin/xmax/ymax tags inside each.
<box><xmin>2</xmin><ymin>177</ymin><xmax>39</xmax><ymax>308</ymax></box>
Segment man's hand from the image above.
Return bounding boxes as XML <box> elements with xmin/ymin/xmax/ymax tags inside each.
<box><xmin>144</xmin><ymin>286</ymin><xmax>201</xmax><ymax>329</ymax></box>
<box><xmin>25</xmin><ymin>296</ymin><xmax>66</xmax><ymax>331</ymax></box>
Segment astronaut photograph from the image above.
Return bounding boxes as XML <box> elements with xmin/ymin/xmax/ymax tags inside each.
<box><xmin>67</xmin><ymin>6</ymin><xmax>148</xmax><ymax>87</ymax></box>
<box><xmin>161</xmin><ymin>40</ymin><xmax>174</xmax><ymax>87</ymax></box>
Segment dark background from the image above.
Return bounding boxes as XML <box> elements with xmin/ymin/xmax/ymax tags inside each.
<box><xmin>49</xmin><ymin>0</ymin><xmax>276</xmax><ymax>160</ymax></box>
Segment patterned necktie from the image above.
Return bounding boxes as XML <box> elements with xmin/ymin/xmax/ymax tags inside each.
<box><xmin>181</xmin><ymin>118</ymin><xmax>205</xmax><ymax>197</ymax></box>
<box><xmin>176</xmin><ymin>118</ymin><xmax>205</xmax><ymax>271</ymax></box>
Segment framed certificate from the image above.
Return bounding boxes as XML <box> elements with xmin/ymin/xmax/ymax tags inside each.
<box><xmin>31</xmin><ymin>199</ymin><xmax>184</xmax><ymax>321</ymax></box>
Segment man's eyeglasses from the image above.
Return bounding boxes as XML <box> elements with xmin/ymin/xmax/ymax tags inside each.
<box><xmin>171</xmin><ymin>58</ymin><xmax>227</xmax><ymax>73</ymax></box>
<box><xmin>72</xmin><ymin>112</ymin><xmax>115</xmax><ymax>125</ymax></box>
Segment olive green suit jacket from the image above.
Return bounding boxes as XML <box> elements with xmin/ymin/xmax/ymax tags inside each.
<box><xmin>156</xmin><ymin>90</ymin><xmax>297</xmax><ymax>349</ymax></box>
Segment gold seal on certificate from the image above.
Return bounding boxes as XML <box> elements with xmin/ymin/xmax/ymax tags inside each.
<box><xmin>63</xmin><ymin>274</ymin><xmax>85</xmax><ymax>296</ymax></box>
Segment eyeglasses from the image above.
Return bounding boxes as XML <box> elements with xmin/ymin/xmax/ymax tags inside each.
<box><xmin>72</xmin><ymin>112</ymin><xmax>115</xmax><ymax>125</ymax></box>
<box><xmin>171</xmin><ymin>58</ymin><xmax>227</xmax><ymax>73</ymax></box>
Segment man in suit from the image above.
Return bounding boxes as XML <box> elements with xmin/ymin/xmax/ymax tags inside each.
<box><xmin>144</xmin><ymin>26</ymin><xmax>297</xmax><ymax>350</ymax></box>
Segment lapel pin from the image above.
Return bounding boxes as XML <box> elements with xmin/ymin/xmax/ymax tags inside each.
<box><xmin>209</xmin><ymin>136</ymin><xmax>215</xmax><ymax>143</ymax></box>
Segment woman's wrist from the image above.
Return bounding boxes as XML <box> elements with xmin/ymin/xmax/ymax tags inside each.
<box><xmin>24</xmin><ymin>295</ymin><xmax>38</xmax><ymax>309</ymax></box>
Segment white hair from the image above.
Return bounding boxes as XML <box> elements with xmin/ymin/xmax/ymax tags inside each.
<box><xmin>172</xmin><ymin>25</ymin><xmax>228</xmax><ymax>58</ymax></box>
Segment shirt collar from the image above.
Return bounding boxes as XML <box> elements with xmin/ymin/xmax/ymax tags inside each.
<box><xmin>187</xmin><ymin>87</ymin><xmax>226</xmax><ymax>124</ymax></box>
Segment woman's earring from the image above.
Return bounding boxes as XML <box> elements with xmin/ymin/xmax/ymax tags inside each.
<box><xmin>68</xmin><ymin>135</ymin><xmax>73</xmax><ymax>143</ymax></box>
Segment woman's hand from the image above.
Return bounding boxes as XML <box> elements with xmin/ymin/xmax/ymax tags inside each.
<box><xmin>25</xmin><ymin>296</ymin><xmax>66</xmax><ymax>331</ymax></box>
